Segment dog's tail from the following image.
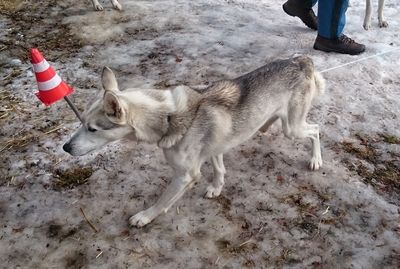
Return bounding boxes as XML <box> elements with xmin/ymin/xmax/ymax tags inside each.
<box><xmin>313</xmin><ymin>71</ymin><xmax>325</xmax><ymax>96</ymax></box>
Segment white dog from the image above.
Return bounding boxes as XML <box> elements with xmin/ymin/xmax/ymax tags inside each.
<box><xmin>63</xmin><ymin>56</ymin><xmax>325</xmax><ymax>227</ymax></box>
<box><xmin>91</xmin><ymin>0</ymin><xmax>122</xmax><ymax>11</ymax></box>
<box><xmin>363</xmin><ymin>0</ymin><xmax>388</xmax><ymax>30</ymax></box>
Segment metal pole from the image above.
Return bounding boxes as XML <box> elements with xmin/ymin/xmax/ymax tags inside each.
<box><xmin>64</xmin><ymin>96</ymin><xmax>83</xmax><ymax>124</ymax></box>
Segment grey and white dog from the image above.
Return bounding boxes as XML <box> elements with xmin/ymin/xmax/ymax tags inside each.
<box><xmin>363</xmin><ymin>0</ymin><xmax>388</xmax><ymax>30</ymax></box>
<box><xmin>91</xmin><ymin>0</ymin><xmax>122</xmax><ymax>11</ymax></box>
<box><xmin>63</xmin><ymin>56</ymin><xmax>325</xmax><ymax>227</ymax></box>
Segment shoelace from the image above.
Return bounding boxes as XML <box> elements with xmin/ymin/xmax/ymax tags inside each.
<box><xmin>339</xmin><ymin>35</ymin><xmax>355</xmax><ymax>44</ymax></box>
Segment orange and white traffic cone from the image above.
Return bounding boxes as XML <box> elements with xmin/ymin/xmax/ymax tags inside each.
<box><xmin>30</xmin><ymin>48</ymin><xmax>73</xmax><ymax>106</ymax></box>
<box><xmin>30</xmin><ymin>48</ymin><xmax>83</xmax><ymax>123</ymax></box>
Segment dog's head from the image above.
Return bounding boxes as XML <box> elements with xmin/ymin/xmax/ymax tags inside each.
<box><xmin>63</xmin><ymin>67</ymin><xmax>135</xmax><ymax>156</ymax></box>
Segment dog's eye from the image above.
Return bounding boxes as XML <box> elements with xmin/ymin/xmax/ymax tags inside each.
<box><xmin>88</xmin><ymin>126</ymin><xmax>97</xmax><ymax>132</ymax></box>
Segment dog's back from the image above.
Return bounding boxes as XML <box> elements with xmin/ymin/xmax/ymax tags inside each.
<box><xmin>188</xmin><ymin>56</ymin><xmax>324</xmax><ymax>155</ymax></box>
<box><xmin>202</xmin><ymin>56</ymin><xmax>322</xmax><ymax>111</ymax></box>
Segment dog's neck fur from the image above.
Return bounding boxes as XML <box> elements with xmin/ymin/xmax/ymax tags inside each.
<box><xmin>120</xmin><ymin>86</ymin><xmax>202</xmax><ymax>147</ymax></box>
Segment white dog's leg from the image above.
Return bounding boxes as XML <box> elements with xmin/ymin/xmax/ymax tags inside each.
<box><xmin>92</xmin><ymin>0</ymin><xmax>104</xmax><ymax>11</ymax></box>
<box><xmin>303</xmin><ymin>124</ymin><xmax>322</xmax><ymax>170</ymax></box>
<box><xmin>205</xmin><ymin>154</ymin><xmax>226</xmax><ymax>198</ymax></box>
<box><xmin>281</xmin><ymin>115</ymin><xmax>322</xmax><ymax>170</ymax></box>
<box><xmin>378</xmin><ymin>0</ymin><xmax>388</xmax><ymax>27</ymax></box>
<box><xmin>363</xmin><ymin>0</ymin><xmax>373</xmax><ymax>30</ymax></box>
<box><xmin>110</xmin><ymin>0</ymin><xmax>122</xmax><ymax>10</ymax></box>
<box><xmin>129</xmin><ymin>172</ymin><xmax>193</xmax><ymax>227</ymax></box>
<box><xmin>259</xmin><ymin>115</ymin><xmax>279</xmax><ymax>133</ymax></box>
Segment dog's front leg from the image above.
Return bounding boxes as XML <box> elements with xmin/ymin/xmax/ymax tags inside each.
<box><xmin>363</xmin><ymin>0</ymin><xmax>373</xmax><ymax>30</ymax></box>
<box><xmin>378</xmin><ymin>0</ymin><xmax>388</xmax><ymax>27</ymax></box>
<box><xmin>129</xmin><ymin>172</ymin><xmax>193</xmax><ymax>227</ymax></box>
<box><xmin>91</xmin><ymin>0</ymin><xmax>104</xmax><ymax>11</ymax></box>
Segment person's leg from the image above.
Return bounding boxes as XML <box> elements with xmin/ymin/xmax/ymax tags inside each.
<box><xmin>314</xmin><ymin>0</ymin><xmax>365</xmax><ymax>55</ymax></box>
<box><xmin>283</xmin><ymin>0</ymin><xmax>318</xmax><ymax>30</ymax></box>
<box><xmin>317</xmin><ymin>0</ymin><xmax>348</xmax><ymax>39</ymax></box>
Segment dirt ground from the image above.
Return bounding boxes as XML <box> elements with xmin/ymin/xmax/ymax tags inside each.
<box><xmin>1</xmin><ymin>0</ymin><xmax>400</xmax><ymax>268</ymax></box>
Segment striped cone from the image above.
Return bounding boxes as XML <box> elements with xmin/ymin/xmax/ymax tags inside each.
<box><xmin>30</xmin><ymin>48</ymin><xmax>73</xmax><ymax>106</ymax></box>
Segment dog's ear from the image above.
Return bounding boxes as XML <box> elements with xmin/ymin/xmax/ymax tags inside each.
<box><xmin>103</xmin><ymin>91</ymin><xmax>126</xmax><ymax>124</ymax></box>
<box><xmin>102</xmin><ymin>66</ymin><xmax>119</xmax><ymax>92</ymax></box>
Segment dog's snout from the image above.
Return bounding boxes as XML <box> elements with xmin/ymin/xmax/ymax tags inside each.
<box><xmin>63</xmin><ymin>142</ymin><xmax>72</xmax><ymax>153</ymax></box>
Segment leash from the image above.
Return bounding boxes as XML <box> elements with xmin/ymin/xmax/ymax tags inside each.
<box><xmin>319</xmin><ymin>46</ymin><xmax>400</xmax><ymax>74</ymax></box>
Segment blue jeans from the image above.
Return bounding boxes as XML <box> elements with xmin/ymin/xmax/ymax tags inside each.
<box><xmin>306</xmin><ymin>0</ymin><xmax>349</xmax><ymax>39</ymax></box>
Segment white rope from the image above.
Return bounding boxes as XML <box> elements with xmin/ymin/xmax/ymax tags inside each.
<box><xmin>319</xmin><ymin>46</ymin><xmax>400</xmax><ymax>74</ymax></box>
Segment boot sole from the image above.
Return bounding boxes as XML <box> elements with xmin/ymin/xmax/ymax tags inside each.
<box><xmin>282</xmin><ymin>4</ymin><xmax>317</xmax><ymax>30</ymax></box>
<box><xmin>282</xmin><ymin>3</ymin><xmax>296</xmax><ymax>17</ymax></box>
<box><xmin>313</xmin><ymin>43</ymin><xmax>365</xmax><ymax>55</ymax></box>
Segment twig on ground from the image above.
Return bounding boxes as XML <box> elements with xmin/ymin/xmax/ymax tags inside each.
<box><xmin>96</xmin><ymin>251</ymin><xmax>103</xmax><ymax>259</ymax></box>
<box><xmin>322</xmin><ymin>206</ymin><xmax>330</xmax><ymax>215</ymax></box>
<box><xmin>54</xmin><ymin>158</ymin><xmax>64</xmax><ymax>166</ymax></box>
<box><xmin>7</xmin><ymin>176</ymin><xmax>15</xmax><ymax>187</ymax></box>
<box><xmin>239</xmin><ymin>238</ymin><xmax>253</xmax><ymax>247</ymax></box>
<box><xmin>215</xmin><ymin>256</ymin><xmax>220</xmax><ymax>265</ymax></box>
<box><xmin>0</xmin><ymin>112</ymin><xmax>9</xmax><ymax>119</ymax></box>
<box><xmin>79</xmin><ymin>207</ymin><xmax>99</xmax><ymax>233</ymax></box>
<box><xmin>313</xmin><ymin>206</ymin><xmax>331</xmax><ymax>239</ymax></box>
<box><xmin>44</xmin><ymin>124</ymin><xmax>64</xmax><ymax>134</ymax></box>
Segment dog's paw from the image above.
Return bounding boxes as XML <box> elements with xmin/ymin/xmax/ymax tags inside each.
<box><xmin>363</xmin><ymin>23</ymin><xmax>371</xmax><ymax>30</ymax></box>
<box><xmin>112</xmin><ymin>2</ymin><xmax>122</xmax><ymax>10</ymax></box>
<box><xmin>94</xmin><ymin>4</ymin><xmax>104</xmax><ymax>11</ymax></box>
<box><xmin>379</xmin><ymin>21</ymin><xmax>388</xmax><ymax>28</ymax></box>
<box><xmin>205</xmin><ymin>185</ymin><xmax>223</xmax><ymax>198</ymax></box>
<box><xmin>309</xmin><ymin>156</ymin><xmax>322</xmax><ymax>171</ymax></box>
<box><xmin>129</xmin><ymin>210</ymin><xmax>153</xmax><ymax>227</ymax></box>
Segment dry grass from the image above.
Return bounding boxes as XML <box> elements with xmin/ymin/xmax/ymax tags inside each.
<box><xmin>0</xmin><ymin>0</ymin><xmax>24</xmax><ymax>12</ymax></box>
<box><xmin>0</xmin><ymin>89</ymin><xmax>22</xmax><ymax>118</ymax></box>
<box><xmin>0</xmin><ymin>175</ymin><xmax>13</xmax><ymax>187</ymax></box>
<box><xmin>341</xmin><ymin>133</ymin><xmax>400</xmax><ymax>201</ymax></box>
<box><xmin>0</xmin><ymin>134</ymin><xmax>38</xmax><ymax>152</ymax></box>
<box><xmin>381</xmin><ymin>134</ymin><xmax>400</xmax><ymax>144</ymax></box>
<box><xmin>341</xmin><ymin>141</ymin><xmax>378</xmax><ymax>163</ymax></box>
<box><xmin>354</xmin><ymin>162</ymin><xmax>400</xmax><ymax>194</ymax></box>
<box><xmin>0</xmin><ymin>0</ymin><xmax>83</xmax><ymax>62</ymax></box>
<box><xmin>53</xmin><ymin>167</ymin><xmax>94</xmax><ymax>190</ymax></box>
<box><xmin>1</xmin><ymin>68</ymin><xmax>24</xmax><ymax>86</ymax></box>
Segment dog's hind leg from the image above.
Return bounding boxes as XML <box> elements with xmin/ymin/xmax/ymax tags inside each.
<box><xmin>378</xmin><ymin>0</ymin><xmax>388</xmax><ymax>27</ymax></box>
<box><xmin>282</xmin><ymin>115</ymin><xmax>322</xmax><ymax>170</ymax></box>
<box><xmin>259</xmin><ymin>115</ymin><xmax>279</xmax><ymax>133</ymax></box>
<box><xmin>205</xmin><ymin>154</ymin><xmax>226</xmax><ymax>198</ymax></box>
<box><xmin>110</xmin><ymin>0</ymin><xmax>122</xmax><ymax>10</ymax></box>
<box><xmin>281</xmin><ymin>88</ymin><xmax>322</xmax><ymax>170</ymax></box>
<box><xmin>302</xmin><ymin>124</ymin><xmax>322</xmax><ymax>170</ymax></box>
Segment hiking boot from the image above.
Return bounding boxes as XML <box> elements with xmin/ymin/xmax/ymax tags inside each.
<box><xmin>283</xmin><ymin>0</ymin><xmax>317</xmax><ymax>30</ymax></box>
<box><xmin>313</xmin><ymin>35</ymin><xmax>366</xmax><ymax>55</ymax></box>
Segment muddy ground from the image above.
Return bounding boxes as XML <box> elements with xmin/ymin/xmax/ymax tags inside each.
<box><xmin>1</xmin><ymin>0</ymin><xmax>400</xmax><ymax>268</ymax></box>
